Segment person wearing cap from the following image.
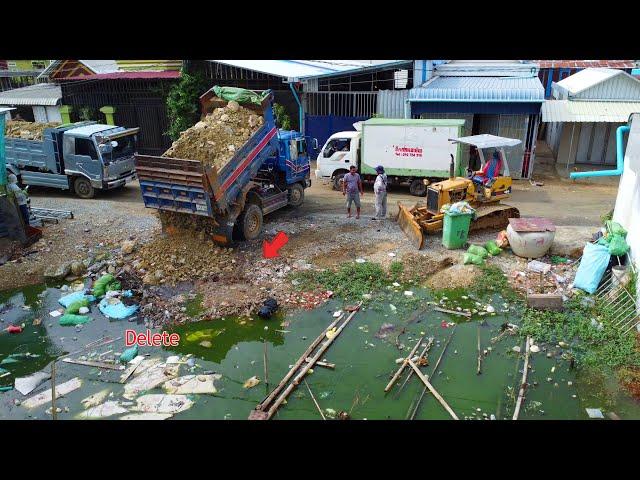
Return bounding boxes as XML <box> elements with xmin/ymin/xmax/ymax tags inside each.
<box><xmin>342</xmin><ymin>164</ymin><xmax>363</xmax><ymax>219</ymax></box>
<box><xmin>6</xmin><ymin>174</ymin><xmax>30</xmax><ymax>225</ymax></box>
<box><xmin>373</xmin><ymin>165</ymin><xmax>388</xmax><ymax>220</ymax></box>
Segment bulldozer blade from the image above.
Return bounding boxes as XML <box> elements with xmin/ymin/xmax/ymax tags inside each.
<box><xmin>469</xmin><ymin>203</ymin><xmax>520</xmax><ymax>232</ymax></box>
<box><xmin>397</xmin><ymin>202</ymin><xmax>424</xmax><ymax>249</ymax></box>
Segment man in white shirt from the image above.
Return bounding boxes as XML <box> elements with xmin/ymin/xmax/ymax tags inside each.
<box><xmin>373</xmin><ymin>165</ymin><xmax>388</xmax><ymax>220</ymax></box>
<box><xmin>7</xmin><ymin>174</ymin><xmax>30</xmax><ymax>225</ymax></box>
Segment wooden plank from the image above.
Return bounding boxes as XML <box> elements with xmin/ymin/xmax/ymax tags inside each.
<box><xmin>407</xmin><ymin>359</ymin><xmax>458</xmax><ymax>420</ymax></box>
<box><xmin>61</xmin><ymin>358</ymin><xmax>125</xmax><ymax>371</ymax></box>
<box><xmin>526</xmin><ymin>294</ymin><xmax>564</xmax><ymax>311</ymax></box>
<box><xmin>433</xmin><ymin>307</ymin><xmax>471</xmax><ymax>318</ymax></box>
<box><xmin>512</xmin><ymin>336</ymin><xmax>531</xmax><ymax>420</ymax></box>
<box><xmin>384</xmin><ymin>336</ymin><xmax>425</xmax><ymax>392</ymax></box>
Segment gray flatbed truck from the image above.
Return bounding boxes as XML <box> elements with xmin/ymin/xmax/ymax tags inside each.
<box><xmin>5</xmin><ymin>121</ymin><xmax>139</xmax><ymax>198</ymax></box>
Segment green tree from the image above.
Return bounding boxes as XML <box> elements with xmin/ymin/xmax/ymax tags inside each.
<box><xmin>166</xmin><ymin>70</ymin><xmax>208</xmax><ymax>141</ymax></box>
<box><xmin>273</xmin><ymin>103</ymin><xmax>292</xmax><ymax>130</ymax></box>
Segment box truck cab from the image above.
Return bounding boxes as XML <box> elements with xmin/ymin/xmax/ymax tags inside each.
<box><xmin>315</xmin><ymin>118</ymin><xmax>465</xmax><ymax>196</ymax></box>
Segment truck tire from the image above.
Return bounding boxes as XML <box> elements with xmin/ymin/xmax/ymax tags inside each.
<box><xmin>73</xmin><ymin>177</ymin><xmax>95</xmax><ymax>199</ymax></box>
<box><xmin>332</xmin><ymin>172</ymin><xmax>346</xmax><ymax>191</ymax></box>
<box><xmin>236</xmin><ymin>203</ymin><xmax>263</xmax><ymax>241</ymax></box>
<box><xmin>287</xmin><ymin>183</ymin><xmax>304</xmax><ymax>208</ymax></box>
<box><xmin>409</xmin><ymin>178</ymin><xmax>427</xmax><ymax>197</ymax></box>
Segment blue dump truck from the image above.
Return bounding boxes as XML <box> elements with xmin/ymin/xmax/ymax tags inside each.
<box><xmin>5</xmin><ymin>121</ymin><xmax>139</xmax><ymax>199</ymax></box>
<box><xmin>134</xmin><ymin>88</ymin><xmax>312</xmax><ymax>244</ymax></box>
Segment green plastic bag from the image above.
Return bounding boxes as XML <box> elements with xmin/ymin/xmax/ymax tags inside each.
<box><xmin>92</xmin><ymin>274</ymin><xmax>114</xmax><ymax>297</ymax></box>
<box><xmin>66</xmin><ymin>298</ymin><xmax>90</xmax><ymax>314</ymax></box>
<box><xmin>606</xmin><ymin>220</ymin><xmax>627</xmax><ymax>238</ymax></box>
<box><xmin>59</xmin><ymin>314</ymin><xmax>91</xmax><ymax>326</ymax></box>
<box><xmin>608</xmin><ymin>234</ymin><xmax>630</xmax><ymax>256</ymax></box>
<box><xmin>484</xmin><ymin>240</ymin><xmax>502</xmax><ymax>256</ymax></box>
<box><xmin>463</xmin><ymin>253</ymin><xmax>485</xmax><ymax>265</ymax></box>
<box><xmin>467</xmin><ymin>245</ymin><xmax>489</xmax><ymax>259</ymax></box>
<box><xmin>212</xmin><ymin>86</ymin><xmax>269</xmax><ymax>107</ymax></box>
<box><xmin>120</xmin><ymin>345</ymin><xmax>138</xmax><ymax>363</ymax></box>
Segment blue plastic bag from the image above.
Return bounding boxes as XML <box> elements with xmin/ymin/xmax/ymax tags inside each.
<box><xmin>573</xmin><ymin>243</ymin><xmax>611</xmax><ymax>294</ymax></box>
<box><xmin>98</xmin><ymin>297</ymin><xmax>139</xmax><ymax>320</ymax></box>
<box><xmin>59</xmin><ymin>291</ymin><xmax>95</xmax><ymax>308</ymax></box>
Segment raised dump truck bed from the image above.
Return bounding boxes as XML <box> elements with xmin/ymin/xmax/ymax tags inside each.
<box><xmin>134</xmin><ymin>88</ymin><xmax>303</xmax><ymax>244</ymax></box>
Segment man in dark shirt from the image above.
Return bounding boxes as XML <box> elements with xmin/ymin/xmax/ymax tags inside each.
<box><xmin>342</xmin><ymin>165</ymin><xmax>364</xmax><ymax>219</ymax></box>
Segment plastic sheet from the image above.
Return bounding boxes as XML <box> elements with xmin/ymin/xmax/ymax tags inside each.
<box><xmin>59</xmin><ymin>291</ymin><xmax>95</xmax><ymax>309</ymax></box>
<box><xmin>573</xmin><ymin>243</ymin><xmax>611</xmax><ymax>294</ymax></box>
<box><xmin>98</xmin><ymin>297</ymin><xmax>139</xmax><ymax>320</ymax></box>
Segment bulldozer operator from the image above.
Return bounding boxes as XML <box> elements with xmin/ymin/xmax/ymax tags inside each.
<box><xmin>470</xmin><ymin>150</ymin><xmax>503</xmax><ymax>186</ymax></box>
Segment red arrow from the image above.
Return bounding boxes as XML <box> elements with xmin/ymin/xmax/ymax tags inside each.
<box><xmin>263</xmin><ymin>231</ymin><xmax>289</xmax><ymax>259</ymax></box>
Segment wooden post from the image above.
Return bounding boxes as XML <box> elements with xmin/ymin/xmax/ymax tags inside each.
<box><xmin>51</xmin><ymin>361</ymin><xmax>57</xmax><ymax>420</ymax></box>
<box><xmin>384</xmin><ymin>336</ymin><xmax>425</xmax><ymax>393</ymax></box>
<box><xmin>512</xmin><ymin>336</ymin><xmax>531</xmax><ymax>420</ymax></box>
<box><xmin>407</xmin><ymin>359</ymin><xmax>458</xmax><ymax>420</ymax></box>
<box><xmin>304</xmin><ymin>379</ymin><xmax>325</xmax><ymax>420</ymax></box>
<box><xmin>263</xmin><ymin>340</ymin><xmax>269</xmax><ymax>386</ymax></box>
<box><xmin>477</xmin><ymin>324</ymin><xmax>482</xmax><ymax>375</ymax></box>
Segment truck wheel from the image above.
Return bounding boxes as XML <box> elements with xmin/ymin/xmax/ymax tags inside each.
<box><xmin>332</xmin><ymin>173</ymin><xmax>346</xmax><ymax>191</ymax></box>
<box><xmin>237</xmin><ymin>203</ymin><xmax>263</xmax><ymax>241</ymax></box>
<box><xmin>287</xmin><ymin>183</ymin><xmax>304</xmax><ymax>208</ymax></box>
<box><xmin>73</xmin><ymin>177</ymin><xmax>95</xmax><ymax>199</ymax></box>
<box><xmin>409</xmin><ymin>179</ymin><xmax>427</xmax><ymax>197</ymax></box>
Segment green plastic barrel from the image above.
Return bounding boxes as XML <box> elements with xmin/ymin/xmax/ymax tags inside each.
<box><xmin>442</xmin><ymin>212</ymin><xmax>473</xmax><ymax>249</ymax></box>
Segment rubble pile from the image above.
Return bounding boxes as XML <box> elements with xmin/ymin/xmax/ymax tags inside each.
<box><xmin>132</xmin><ymin>235</ymin><xmax>236</xmax><ymax>286</ymax></box>
<box><xmin>509</xmin><ymin>257</ymin><xmax>577</xmax><ymax>296</ymax></box>
<box><xmin>163</xmin><ymin>100</ymin><xmax>264</xmax><ymax>171</ymax></box>
<box><xmin>5</xmin><ymin>120</ymin><xmax>61</xmax><ymax>140</ymax></box>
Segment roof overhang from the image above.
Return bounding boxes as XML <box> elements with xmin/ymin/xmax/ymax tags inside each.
<box><xmin>541</xmin><ymin>100</ymin><xmax>640</xmax><ymax>123</ymax></box>
<box><xmin>449</xmin><ymin>134</ymin><xmax>522</xmax><ymax>149</ymax></box>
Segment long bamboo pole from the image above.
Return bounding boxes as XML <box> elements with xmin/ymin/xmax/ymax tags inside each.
<box><xmin>512</xmin><ymin>335</ymin><xmax>531</xmax><ymax>421</ymax></box>
<box><xmin>265</xmin><ymin>303</ymin><xmax>362</xmax><ymax>419</ymax></box>
<box><xmin>50</xmin><ymin>361</ymin><xmax>57</xmax><ymax>420</ymax></box>
<box><xmin>407</xmin><ymin>359</ymin><xmax>458</xmax><ymax>420</ymax></box>
<box><xmin>395</xmin><ymin>337</ymin><xmax>434</xmax><ymax>397</ymax></box>
<box><xmin>409</xmin><ymin>326</ymin><xmax>456</xmax><ymax>420</ymax></box>
<box><xmin>255</xmin><ymin>312</ymin><xmax>345</xmax><ymax>412</ymax></box>
<box><xmin>304</xmin><ymin>379</ymin><xmax>325</xmax><ymax>420</ymax></box>
<box><xmin>384</xmin><ymin>335</ymin><xmax>425</xmax><ymax>393</ymax></box>
<box><xmin>477</xmin><ymin>324</ymin><xmax>482</xmax><ymax>375</ymax></box>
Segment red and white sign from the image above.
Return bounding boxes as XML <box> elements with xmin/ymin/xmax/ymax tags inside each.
<box><xmin>393</xmin><ymin>145</ymin><xmax>423</xmax><ymax>158</ymax></box>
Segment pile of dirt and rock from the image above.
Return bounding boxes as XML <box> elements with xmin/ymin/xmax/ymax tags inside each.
<box><xmin>5</xmin><ymin>120</ymin><xmax>61</xmax><ymax>140</ymax></box>
<box><xmin>162</xmin><ymin>100</ymin><xmax>264</xmax><ymax>171</ymax></box>
<box><xmin>131</xmin><ymin>234</ymin><xmax>237</xmax><ymax>286</ymax></box>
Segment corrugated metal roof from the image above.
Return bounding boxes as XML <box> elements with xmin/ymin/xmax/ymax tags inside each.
<box><xmin>434</xmin><ymin>61</ymin><xmax>539</xmax><ymax>77</ymax></box>
<box><xmin>555</xmin><ymin>68</ymin><xmax>622</xmax><ymax>95</ymax></box>
<box><xmin>409</xmin><ymin>76</ymin><xmax>544</xmax><ymax>102</ymax></box>
<box><xmin>63</xmin><ymin>71</ymin><xmax>181</xmax><ymax>81</ymax></box>
<box><xmin>210</xmin><ymin>60</ymin><xmax>410</xmax><ymax>81</ymax></box>
<box><xmin>0</xmin><ymin>84</ymin><xmax>61</xmax><ymax>106</ymax></box>
<box><xmin>541</xmin><ymin>100</ymin><xmax>640</xmax><ymax>122</ymax></box>
<box><xmin>377</xmin><ymin>90</ymin><xmax>409</xmax><ymax>118</ymax></box>
<box><xmin>535</xmin><ymin>60</ymin><xmax>635</xmax><ymax>69</ymax></box>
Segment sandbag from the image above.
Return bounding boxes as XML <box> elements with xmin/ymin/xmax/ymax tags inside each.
<box><xmin>463</xmin><ymin>253</ymin><xmax>484</xmax><ymax>265</ymax></box>
<box><xmin>59</xmin><ymin>314</ymin><xmax>91</xmax><ymax>326</ymax></box>
<box><xmin>606</xmin><ymin>220</ymin><xmax>627</xmax><ymax>238</ymax></box>
<box><xmin>67</xmin><ymin>298</ymin><xmax>90</xmax><ymax>314</ymax></box>
<box><xmin>485</xmin><ymin>240</ymin><xmax>502</xmax><ymax>256</ymax></box>
<box><xmin>92</xmin><ymin>274</ymin><xmax>114</xmax><ymax>297</ymax></box>
<box><xmin>608</xmin><ymin>234</ymin><xmax>630</xmax><ymax>256</ymax></box>
<box><xmin>59</xmin><ymin>290</ymin><xmax>95</xmax><ymax>308</ymax></box>
<box><xmin>467</xmin><ymin>245</ymin><xmax>489</xmax><ymax>259</ymax></box>
<box><xmin>573</xmin><ymin>243</ymin><xmax>611</xmax><ymax>294</ymax></box>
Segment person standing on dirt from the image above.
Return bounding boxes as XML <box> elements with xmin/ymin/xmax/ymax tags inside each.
<box><xmin>7</xmin><ymin>174</ymin><xmax>30</xmax><ymax>225</ymax></box>
<box><xmin>342</xmin><ymin>164</ymin><xmax>363</xmax><ymax>219</ymax></box>
<box><xmin>373</xmin><ymin>165</ymin><xmax>388</xmax><ymax>220</ymax></box>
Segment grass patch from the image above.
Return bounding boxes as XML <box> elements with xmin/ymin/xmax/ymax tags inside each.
<box><xmin>290</xmin><ymin>261</ymin><xmax>391</xmax><ymax>301</ymax></box>
<box><xmin>469</xmin><ymin>264</ymin><xmax>522</xmax><ymax>302</ymax></box>
<box><xmin>519</xmin><ymin>296</ymin><xmax>640</xmax><ymax>370</ymax></box>
<box><xmin>389</xmin><ymin>261</ymin><xmax>404</xmax><ymax>280</ymax></box>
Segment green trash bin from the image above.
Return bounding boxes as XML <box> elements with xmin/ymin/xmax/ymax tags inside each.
<box><xmin>442</xmin><ymin>211</ymin><xmax>473</xmax><ymax>249</ymax></box>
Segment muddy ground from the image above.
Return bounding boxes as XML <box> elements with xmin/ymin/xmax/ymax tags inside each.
<box><xmin>0</xmin><ymin>142</ymin><xmax>619</xmax><ymax>324</ymax></box>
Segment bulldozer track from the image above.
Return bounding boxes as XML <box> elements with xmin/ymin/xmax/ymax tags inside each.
<box><xmin>469</xmin><ymin>203</ymin><xmax>520</xmax><ymax>232</ymax></box>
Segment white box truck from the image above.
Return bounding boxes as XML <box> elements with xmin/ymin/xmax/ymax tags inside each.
<box><xmin>315</xmin><ymin>118</ymin><xmax>465</xmax><ymax>196</ymax></box>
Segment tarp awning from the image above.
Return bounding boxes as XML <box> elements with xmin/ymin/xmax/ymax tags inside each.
<box><xmin>449</xmin><ymin>134</ymin><xmax>522</xmax><ymax>149</ymax></box>
<box><xmin>541</xmin><ymin>100</ymin><xmax>640</xmax><ymax>122</ymax></box>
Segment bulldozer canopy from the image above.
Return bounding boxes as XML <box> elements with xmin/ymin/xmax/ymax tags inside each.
<box><xmin>448</xmin><ymin>134</ymin><xmax>521</xmax><ymax>149</ymax></box>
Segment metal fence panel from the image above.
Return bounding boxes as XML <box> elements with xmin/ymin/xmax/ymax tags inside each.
<box><xmin>377</xmin><ymin>90</ymin><xmax>409</xmax><ymax>118</ymax></box>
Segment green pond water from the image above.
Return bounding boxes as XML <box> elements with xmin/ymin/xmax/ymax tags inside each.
<box><xmin>1</xmin><ymin>282</ymin><xmax>640</xmax><ymax>420</ymax></box>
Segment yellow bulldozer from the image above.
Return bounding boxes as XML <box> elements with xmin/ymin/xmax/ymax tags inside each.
<box><xmin>397</xmin><ymin>135</ymin><xmax>521</xmax><ymax>249</ymax></box>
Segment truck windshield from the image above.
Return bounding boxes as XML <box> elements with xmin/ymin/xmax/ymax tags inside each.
<box><xmin>103</xmin><ymin>134</ymin><xmax>136</xmax><ymax>162</ymax></box>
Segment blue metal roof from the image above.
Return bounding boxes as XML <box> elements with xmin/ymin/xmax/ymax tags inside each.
<box><xmin>409</xmin><ymin>76</ymin><xmax>545</xmax><ymax>103</ymax></box>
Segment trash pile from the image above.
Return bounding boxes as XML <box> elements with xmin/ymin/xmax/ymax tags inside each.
<box><xmin>509</xmin><ymin>257</ymin><xmax>576</xmax><ymax>296</ymax></box>
<box><xmin>441</xmin><ymin>201</ymin><xmax>476</xmax><ymax>217</ymax></box>
<box><xmin>4</xmin><ymin>120</ymin><xmax>61</xmax><ymax>140</ymax></box>
<box><xmin>280</xmin><ymin>290</ymin><xmax>334</xmax><ymax>310</ymax></box>
<box><xmin>132</xmin><ymin>235</ymin><xmax>235</xmax><ymax>286</ymax></box>
<box><xmin>163</xmin><ymin>99</ymin><xmax>264</xmax><ymax>171</ymax></box>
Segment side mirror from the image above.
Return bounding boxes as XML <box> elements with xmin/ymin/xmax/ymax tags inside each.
<box><xmin>313</xmin><ymin>138</ymin><xmax>319</xmax><ymax>150</ymax></box>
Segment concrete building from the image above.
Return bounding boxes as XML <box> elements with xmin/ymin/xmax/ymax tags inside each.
<box><xmin>541</xmin><ymin>68</ymin><xmax>640</xmax><ymax>170</ymax></box>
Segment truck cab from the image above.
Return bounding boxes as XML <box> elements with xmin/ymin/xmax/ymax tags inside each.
<box><xmin>6</xmin><ymin>121</ymin><xmax>139</xmax><ymax>199</ymax></box>
<box><xmin>315</xmin><ymin>130</ymin><xmax>361</xmax><ymax>190</ymax></box>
